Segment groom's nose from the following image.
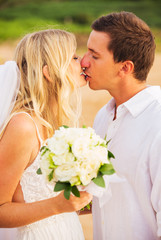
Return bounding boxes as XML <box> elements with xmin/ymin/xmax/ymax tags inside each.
<box><xmin>81</xmin><ymin>53</ymin><xmax>90</xmax><ymax>69</ymax></box>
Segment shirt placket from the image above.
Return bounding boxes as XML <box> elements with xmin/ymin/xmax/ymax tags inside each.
<box><xmin>106</xmin><ymin>105</ymin><xmax>126</xmax><ymax>142</ymax></box>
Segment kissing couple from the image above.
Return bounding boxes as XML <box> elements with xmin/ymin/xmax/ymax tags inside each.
<box><xmin>0</xmin><ymin>11</ymin><xmax>160</xmax><ymax>240</ymax></box>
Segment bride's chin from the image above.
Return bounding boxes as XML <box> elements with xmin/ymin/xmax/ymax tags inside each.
<box><xmin>78</xmin><ymin>76</ymin><xmax>87</xmax><ymax>87</ymax></box>
<box><xmin>80</xmin><ymin>80</ymin><xmax>87</xmax><ymax>87</ymax></box>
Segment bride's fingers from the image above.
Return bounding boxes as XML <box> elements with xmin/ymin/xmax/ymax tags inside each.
<box><xmin>69</xmin><ymin>192</ymin><xmax>93</xmax><ymax>211</ymax></box>
<box><xmin>79</xmin><ymin>191</ymin><xmax>93</xmax><ymax>202</ymax></box>
<box><xmin>56</xmin><ymin>191</ymin><xmax>92</xmax><ymax>212</ymax></box>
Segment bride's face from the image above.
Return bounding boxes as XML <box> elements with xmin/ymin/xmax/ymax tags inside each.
<box><xmin>69</xmin><ymin>54</ymin><xmax>87</xmax><ymax>87</ymax></box>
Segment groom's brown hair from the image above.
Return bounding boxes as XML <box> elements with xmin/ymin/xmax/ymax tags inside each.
<box><xmin>92</xmin><ymin>11</ymin><xmax>155</xmax><ymax>81</ymax></box>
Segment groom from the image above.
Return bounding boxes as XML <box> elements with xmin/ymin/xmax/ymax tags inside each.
<box><xmin>81</xmin><ymin>12</ymin><xmax>161</xmax><ymax>239</ymax></box>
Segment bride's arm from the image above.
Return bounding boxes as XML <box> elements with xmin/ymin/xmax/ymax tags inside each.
<box><xmin>0</xmin><ymin>191</ymin><xmax>91</xmax><ymax>227</ymax></box>
<box><xmin>0</xmin><ymin>115</ymin><xmax>92</xmax><ymax>228</ymax></box>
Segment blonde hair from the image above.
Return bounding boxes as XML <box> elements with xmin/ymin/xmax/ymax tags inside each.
<box><xmin>10</xmin><ymin>29</ymin><xmax>81</xmax><ymax>137</ymax></box>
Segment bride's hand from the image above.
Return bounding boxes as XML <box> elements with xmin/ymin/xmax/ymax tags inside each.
<box><xmin>53</xmin><ymin>191</ymin><xmax>93</xmax><ymax>213</ymax></box>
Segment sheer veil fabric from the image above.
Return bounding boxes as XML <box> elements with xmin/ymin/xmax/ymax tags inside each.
<box><xmin>0</xmin><ymin>61</ymin><xmax>20</xmax><ymax>133</ymax></box>
<box><xmin>0</xmin><ymin>61</ymin><xmax>20</xmax><ymax>239</ymax></box>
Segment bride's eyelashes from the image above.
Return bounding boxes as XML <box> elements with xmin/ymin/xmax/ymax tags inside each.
<box><xmin>73</xmin><ymin>55</ymin><xmax>81</xmax><ymax>61</ymax></box>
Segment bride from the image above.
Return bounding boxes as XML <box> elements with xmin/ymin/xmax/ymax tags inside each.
<box><xmin>0</xmin><ymin>29</ymin><xmax>92</xmax><ymax>239</ymax></box>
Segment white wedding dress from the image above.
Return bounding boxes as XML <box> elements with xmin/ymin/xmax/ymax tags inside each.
<box><xmin>15</xmin><ymin>113</ymin><xmax>84</xmax><ymax>240</ymax></box>
<box><xmin>0</xmin><ymin>228</ymin><xmax>17</xmax><ymax>240</ymax></box>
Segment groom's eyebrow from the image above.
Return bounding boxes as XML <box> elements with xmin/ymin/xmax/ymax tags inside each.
<box><xmin>88</xmin><ymin>48</ymin><xmax>100</xmax><ymax>55</ymax></box>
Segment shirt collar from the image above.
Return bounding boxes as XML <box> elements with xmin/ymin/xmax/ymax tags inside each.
<box><xmin>106</xmin><ymin>86</ymin><xmax>161</xmax><ymax>118</ymax></box>
<box><xmin>106</xmin><ymin>97</ymin><xmax>116</xmax><ymax>113</ymax></box>
<box><xmin>123</xmin><ymin>86</ymin><xmax>161</xmax><ymax>117</ymax></box>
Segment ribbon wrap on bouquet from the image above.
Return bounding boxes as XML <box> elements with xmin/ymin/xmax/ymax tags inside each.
<box><xmin>80</xmin><ymin>173</ymin><xmax>126</xmax><ymax>208</ymax></box>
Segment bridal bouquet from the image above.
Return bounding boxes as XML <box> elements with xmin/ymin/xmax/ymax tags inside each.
<box><xmin>37</xmin><ymin>126</ymin><xmax>115</xmax><ymax>200</ymax></box>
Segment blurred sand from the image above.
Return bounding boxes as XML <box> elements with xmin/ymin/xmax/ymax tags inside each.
<box><xmin>0</xmin><ymin>43</ymin><xmax>161</xmax><ymax>240</ymax></box>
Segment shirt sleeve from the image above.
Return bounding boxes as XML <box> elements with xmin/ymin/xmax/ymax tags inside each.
<box><xmin>149</xmin><ymin>130</ymin><xmax>161</xmax><ymax>237</ymax></box>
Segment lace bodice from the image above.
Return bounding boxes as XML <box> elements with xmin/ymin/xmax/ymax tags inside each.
<box><xmin>18</xmin><ymin>112</ymin><xmax>58</xmax><ymax>202</ymax></box>
<box><xmin>20</xmin><ymin>152</ymin><xmax>59</xmax><ymax>203</ymax></box>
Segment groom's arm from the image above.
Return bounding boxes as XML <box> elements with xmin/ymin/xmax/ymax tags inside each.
<box><xmin>149</xmin><ymin>130</ymin><xmax>161</xmax><ymax>237</ymax></box>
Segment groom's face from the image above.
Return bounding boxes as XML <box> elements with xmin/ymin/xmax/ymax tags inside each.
<box><xmin>81</xmin><ymin>30</ymin><xmax>121</xmax><ymax>91</ymax></box>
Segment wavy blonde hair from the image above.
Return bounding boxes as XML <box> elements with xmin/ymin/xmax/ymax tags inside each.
<box><xmin>11</xmin><ymin>29</ymin><xmax>81</xmax><ymax>137</ymax></box>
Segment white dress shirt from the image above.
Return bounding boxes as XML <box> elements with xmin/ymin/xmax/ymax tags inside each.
<box><xmin>93</xmin><ymin>86</ymin><xmax>161</xmax><ymax>240</ymax></box>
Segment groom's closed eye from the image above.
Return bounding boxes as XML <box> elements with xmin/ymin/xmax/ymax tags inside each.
<box><xmin>88</xmin><ymin>48</ymin><xmax>100</xmax><ymax>59</ymax></box>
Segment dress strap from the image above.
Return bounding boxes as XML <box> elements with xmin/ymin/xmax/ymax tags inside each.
<box><xmin>14</xmin><ymin>112</ymin><xmax>43</xmax><ymax>145</ymax></box>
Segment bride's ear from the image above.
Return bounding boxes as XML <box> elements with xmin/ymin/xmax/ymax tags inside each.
<box><xmin>43</xmin><ymin>65</ymin><xmax>53</xmax><ymax>83</ymax></box>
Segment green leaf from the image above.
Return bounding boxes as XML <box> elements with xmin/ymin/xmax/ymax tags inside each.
<box><xmin>62</xmin><ymin>125</ymin><xmax>69</xmax><ymax>128</ymax></box>
<box><xmin>36</xmin><ymin>168</ymin><xmax>42</xmax><ymax>174</ymax></box>
<box><xmin>92</xmin><ymin>172</ymin><xmax>105</xmax><ymax>188</ymax></box>
<box><xmin>108</xmin><ymin>150</ymin><xmax>115</xmax><ymax>160</ymax></box>
<box><xmin>48</xmin><ymin>169</ymin><xmax>54</xmax><ymax>181</ymax></box>
<box><xmin>40</xmin><ymin>146</ymin><xmax>46</xmax><ymax>152</ymax></box>
<box><xmin>82</xmin><ymin>125</ymin><xmax>87</xmax><ymax>128</ymax></box>
<box><xmin>41</xmin><ymin>147</ymin><xmax>50</xmax><ymax>156</ymax></box>
<box><xmin>100</xmin><ymin>142</ymin><xmax>107</xmax><ymax>147</ymax></box>
<box><xmin>80</xmin><ymin>201</ymin><xmax>92</xmax><ymax>211</ymax></box>
<box><xmin>54</xmin><ymin>181</ymin><xmax>69</xmax><ymax>192</ymax></box>
<box><xmin>48</xmin><ymin>154</ymin><xmax>57</xmax><ymax>169</ymax></box>
<box><xmin>49</xmin><ymin>160</ymin><xmax>57</xmax><ymax>169</ymax></box>
<box><xmin>68</xmin><ymin>145</ymin><xmax>72</xmax><ymax>153</ymax></box>
<box><xmin>49</xmin><ymin>152</ymin><xmax>54</xmax><ymax>159</ymax></box>
<box><xmin>86</xmin><ymin>203</ymin><xmax>91</xmax><ymax>210</ymax></box>
<box><xmin>71</xmin><ymin>185</ymin><xmax>80</xmax><ymax>197</ymax></box>
<box><xmin>106</xmin><ymin>139</ymin><xmax>111</xmax><ymax>145</ymax></box>
<box><xmin>99</xmin><ymin>163</ymin><xmax>115</xmax><ymax>175</ymax></box>
<box><xmin>104</xmin><ymin>134</ymin><xmax>107</xmax><ymax>141</ymax></box>
<box><xmin>64</xmin><ymin>184</ymin><xmax>72</xmax><ymax>200</ymax></box>
<box><xmin>106</xmin><ymin>169</ymin><xmax>115</xmax><ymax>175</ymax></box>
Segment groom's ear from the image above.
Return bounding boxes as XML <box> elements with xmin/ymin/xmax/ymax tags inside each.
<box><xmin>43</xmin><ymin>65</ymin><xmax>53</xmax><ymax>83</ymax></box>
<box><xmin>119</xmin><ymin>60</ymin><xmax>134</xmax><ymax>77</ymax></box>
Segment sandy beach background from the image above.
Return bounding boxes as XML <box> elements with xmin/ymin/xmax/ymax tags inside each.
<box><xmin>0</xmin><ymin>43</ymin><xmax>161</xmax><ymax>240</ymax></box>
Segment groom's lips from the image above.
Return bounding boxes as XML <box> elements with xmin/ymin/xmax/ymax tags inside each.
<box><xmin>85</xmin><ymin>72</ymin><xmax>90</xmax><ymax>80</ymax></box>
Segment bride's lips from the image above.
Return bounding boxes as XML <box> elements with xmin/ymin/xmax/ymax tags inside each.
<box><xmin>80</xmin><ymin>71</ymin><xmax>90</xmax><ymax>80</ymax></box>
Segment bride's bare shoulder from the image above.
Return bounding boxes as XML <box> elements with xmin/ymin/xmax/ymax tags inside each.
<box><xmin>1</xmin><ymin>113</ymin><xmax>37</xmax><ymax>142</ymax></box>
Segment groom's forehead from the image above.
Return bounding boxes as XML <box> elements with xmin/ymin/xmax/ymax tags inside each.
<box><xmin>87</xmin><ymin>30</ymin><xmax>110</xmax><ymax>52</ymax></box>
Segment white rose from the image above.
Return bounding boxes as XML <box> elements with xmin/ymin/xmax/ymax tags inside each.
<box><xmin>54</xmin><ymin>127</ymin><xmax>67</xmax><ymax>136</ymax></box>
<box><xmin>90</xmin><ymin>134</ymin><xmax>107</xmax><ymax>147</ymax></box>
<box><xmin>47</xmin><ymin>138</ymin><xmax>69</xmax><ymax>155</ymax></box>
<box><xmin>86</xmin><ymin>146</ymin><xmax>108</xmax><ymax>165</ymax></box>
<box><xmin>72</xmin><ymin>137</ymin><xmax>91</xmax><ymax>158</ymax></box>
<box><xmin>65</xmin><ymin>152</ymin><xmax>75</xmax><ymax>163</ymax></box>
<box><xmin>83</xmin><ymin>127</ymin><xmax>95</xmax><ymax>138</ymax></box>
<box><xmin>52</xmin><ymin>152</ymin><xmax>75</xmax><ymax>165</ymax></box>
<box><xmin>54</xmin><ymin>163</ymin><xmax>78</xmax><ymax>182</ymax></box>
<box><xmin>40</xmin><ymin>151</ymin><xmax>51</xmax><ymax>176</ymax></box>
<box><xmin>70</xmin><ymin>176</ymin><xmax>81</xmax><ymax>186</ymax></box>
<box><xmin>40</xmin><ymin>151</ymin><xmax>56</xmax><ymax>184</ymax></box>
<box><xmin>52</xmin><ymin>154</ymin><xmax>66</xmax><ymax>165</ymax></box>
<box><xmin>65</xmin><ymin>128</ymin><xmax>82</xmax><ymax>145</ymax></box>
<box><xmin>79</xmin><ymin>155</ymin><xmax>100</xmax><ymax>176</ymax></box>
<box><xmin>80</xmin><ymin>173</ymin><xmax>92</xmax><ymax>186</ymax></box>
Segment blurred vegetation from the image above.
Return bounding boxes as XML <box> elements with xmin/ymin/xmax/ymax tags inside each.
<box><xmin>0</xmin><ymin>0</ymin><xmax>161</xmax><ymax>51</ymax></box>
